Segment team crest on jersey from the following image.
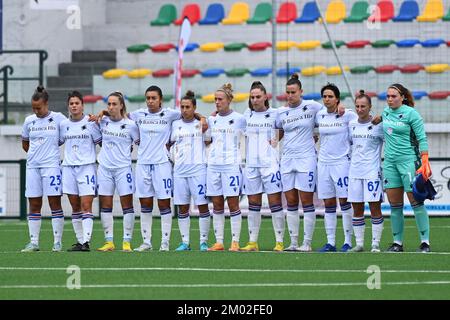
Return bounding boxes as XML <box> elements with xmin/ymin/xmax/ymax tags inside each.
<box><xmin>144</xmin><ymin>113</ymin><xmax>148</xmax><ymax>117</ymax></box>
<box><xmin>214</xmin><ymin>120</ymin><xmax>217</xmax><ymax>124</ymax></box>
<box><xmin>229</xmin><ymin>119</ymin><xmax>234</xmax><ymax>125</ymax></box>
<box><xmin>352</xmin><ymin>126</ymin><xmax>355</xmax><ymax>131</ymax></box>
<box><xmin>48</xmin><ymin>117</ymin><xmax>54</xmax><ymax>122</ymax></box>
<box><xmin>303</xmin><ymin>106</ymin><xmax>308</xmax><ymax>111</ymax></box>
<box><xmin>387</xmin><ymin>127</ymin><xmax>393</xmax><ymax>135</ymax></box>
<box><xmin>286</xmin><ymin>111</ymin><xmax>289</xmax><ymax>116</ymax></box>
<box><xmin>178</xmin><ymin>126</ymin><xmax>182</xmax><ymax>130</ymax></box>
<box><xmin>160</xmin><ymin>112</ymin><xmax>165</xmax><ymax>117</ymax></box>
<box><xmin>32</xmin><ymin>120</ymin><xmax>36</xmax><ymax>125</ymax></box>
<box><xmin>321</xmin><ymin>115</ymin><xmax>325</xmax><ymax>119</ymax></box>
<box><xmin>66</xmin><ymin>126</ymin><xmax>70</xmax><ymax>131</ymax></box>
<box><xmin>120</xmin><ymin>124</ymin><xmax>126</xmax><ymax>129</ymax></box>
<box><xmin>81</xmin><ymin>125</ymin><xmax>87</xmax><ymax>130</ymax></box>
<box><xmin>398</xmin><ymin>114</ymin><xmax>403</xmax><ymax>119</ymax></box>
<box><xmin>195</xmin><ymin>124</ymin><xmax>200</xmax><ymax>129</ymax></box>
<box><xmin>265</xmin><ymin>113</ymin><xmax>270</xmax><ymax>118</ymax></box>
<box><xmin>368</xmin><ymin>126</ymin><xmax>372</xmax><ymax>130</ymax></box>
<box><xmin>335</xmin><ymin>114</ymin><xmax>340</xmax><ymax>118</ymax></box>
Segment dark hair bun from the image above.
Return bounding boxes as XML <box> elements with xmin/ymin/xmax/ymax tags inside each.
<box><xmin>359</xmin><ymin>89</ymin><xmax>365</xmax><ymax>95</ymax></box>
<box><xmin>290</xmin><ymin>73</ymin><xmax>299</xmax><ymax>80</ymax></box>
<box><xmin>185</xmin><ymin>90</ymin><xmax>195</xmax><ymax>98</ymax></box>
<box><xmin>36</xmin><ymin>85</ymin><xmax>45</xmax><ymax>93</ymax></box>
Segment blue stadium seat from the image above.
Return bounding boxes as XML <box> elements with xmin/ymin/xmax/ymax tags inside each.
<box><xmin>276</xmin><ymin>67</ymin><xmax>301</xmax><ymax>76</ymax></box>
<box><xmin>303</xmin><ymin>93</ymin><xmax>322</xmax><ymax>100</ymax></box>
<box><xmin>250</xmin><ymin>67</ymin><xmax>273</xmax><ymax>76</ymax></box>
<box><xmin>392</xmin><ymin>0</ymin><xmax>419</xmax><ymax>22</ymax></box>
<box><xmin>176</xmin><ymin>43</ymin><xmax>199</xmax><ymax>52</ymax></box>
<box><xmin>395</xmin><ymin>39</ymin><xmax>420</xmax><ymax>47</ymax></box>
<box><xmin>201</xmin><ymin>68</ymin><xmax>225</xmax><ymax>77</ymax></box>
<box><xmin>412</xmin><ymin>91</ymin><xmax>428</xmax><ymax>100</ymax></box>
<box><xmin>199</xmin><ymin>3</ymin><xmax>225</xmax><ymax>25</ymax></box>
<box><xmin>295</xmin><ymin>2</ymin><xmax>320</xmax><ymax>23</ymax></box>
<box><xmin>421</xmin><ymin>39</ymin><xmax>445</xmax><ymax>48</ymax></box>
<box><xmin>377</xmin><ymin>92</ymin><xmax>387</xmax><ymax>100</ymax></box>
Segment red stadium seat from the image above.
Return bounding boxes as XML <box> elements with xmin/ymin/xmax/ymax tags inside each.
<box><xmin>181</xmin><ymin>69</ymin><xmax>200</xmax><ymax>78</ymax></box>
<box><xmin>346</xmin><ymin>40</ymin><xmax>371</xmax><ymax>48</ymax></box>
<box><xmin>447</xmin><ymin>41</ymin><xmax>450</xmax><ymax>47</ymax></box>
<box><xmin>428</xmin><ymin>91</ymin><xmax>450</xmax><ymax>100</ymax></box>
<box><xmin>399</xmin><ymin>64</ymin><xmax>425</xmax><ymax>73</ymax></box>
<box><xmin>276</xmin><ymin>94</ymin><xmax>287</xmax><ymax>101</ymax></box>
<box><xmin>368</xmin><ymin>0</ymin><xmax>394</xmax><ymax>22</ymax></box>
<box><xmin>276</xmin><ymin>2</ymin><xmax>297</xmax><ymax>23</ymax></box>
<box><xmin>83</xmin><ymin>95</ymin><xmax>103</xmax><ymax>103</ymax></box>
<box><xmin>152</xmin><ymin>69</ymin><xmax>174</xmax><ymax>77</ymax></box>
<box><xmin>174</xmin><ymin>4</ymin><xmax>201</xmax><ymax>25</ymax></box>
<box><xmin>374</xmin><ymin>65</ymin><xmax>399</xmax><ymax>73</ymax></box>
<box><xmin>248</xmin><ymin>42</ymin><xmax>272</xmax><ymax>51</ymax></box>
<box><xmin>151</xmin><ymin>43</ymin><xmax>176</xmax><ymax>52</ymax></box>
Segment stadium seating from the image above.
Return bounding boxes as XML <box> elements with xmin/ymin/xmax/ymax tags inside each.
<box><xmin>151</xmin><ymin>43</ymin><xmax>175</xmax><ymax>52</ymax></box>
<box><xmin>392</xmin><ymin>0</ymin><xmax>419</xmax><ymax>22</ymax></box>
<box><xmin>428</xmin><ymin>91</ymin><xmax>450</xmax><ymax>99</ymax></box>
<box><xmin>174</xmin><ymin>3</ymin><xmax>201</xmax><ymax>25</ymax></box>
<box><xmin>198</xmin><ymin>3</ymin><xmax>224</xmax><ymax>25</ymax></box>
<box><xmin>368</xmin><ymin>0</ymin><xmax>394</xmax><ymax>23</ymax></box>
<box><xmin>181</xmin><ymin>69</ymin><xmax>200</xmax><ymax>78</ymax></box>
<box><xmin>326</xmin><ymin>66</ymin><xmax>349</xmax><ymax>75</ymax></box>
<box><xmin>297</xmin><ymin>40</ymin><xmax>321</xmax><ymax>50</ymax></box>
<box><xmin>374</xmin><ymin>65</ymin><xmax>399</xmax><ymax>73</ymax></box>
<box><xmin>395</xmin><ymin>39</ymin><xmax>420</xmax><ymax>47</ymax></box>
<box><xmin>225</xmin><ymin>68</ymin><xmax>250</xmax><ymax>77</ymax></box>
<box><xmin>322</xmin><ymin>40</ymin><xmax>346</xmax><ymax>49</ymax></box>
<box><xmin>444</xmin><ymin>6</ymin><xmax>450</xmax><ymax>21</ymax></box>
<box><xmin>344</xmin><ymin>1</ymin><xmax>370</xmax><ymax>23</ymax></box>
<box><xmin>128</xmin><ymin>95</ymin><xmax>146</xmax><ymax>103</ymax></box>
<box><xmin>250</xmin><ymin>67</ymin><xmax>272</xmax><ymax>76</ymax></box>
<box><xmin>301</xmin><ymin>66</ymin><xmax>326</xmax><ymax>76</ymax></box>
<box><xmin>201</xmin><ymin>68</ymin><xmax>225</xmax><ymax>77</ymax></box>
<box><xmin>200</xmin><ymin>42</ymin><xmax>224</xmax><ymax>52</ymax></box>
<box><xmin>247</xmin><ymin>2</ymin><xmax>272</xmax><ymax>24</ymax></box>
<box><xmin>412</xmin><ymin>91</ymin><xmax>428</xmax><ymax>100</ymax></box>
<box><xmin>276</xmin><ymin>67</ymin><xmax>301</xmax><ymax>76</ymax></box>
<box><xmin>233</xmin><ymin>93</ymin><xmax>250</xmax><ymax>102</ymax></box>
<box><xmin>127</xmin><ymin>44</ymin><xmax>151</xmax><ymax>53</ymax></box>
<box><xmin>303</xmin><ymin>93</ymin><xmax>322</xmax><ymax>100</ymax></box>
<box><xmin>276</xmin><ymin>41</ymin><xmax>297</xmax><ymax>50</ymax></box>
<box><xmin>399</xmin><ymin>64</ymin><xmax>424</xmax><ymax>73</ymax></box>
<box><xmin>421</xmin><ymin>39</ymin><xmax>445</xmax><ymax>47</ymax></box>
<box><xmin>150</xmin><ymin>4</ymin><xmax>177</xmax><ymax>26</ymax></box>
<box><xmin>325</xmin><ymin>0</ymin><xmax>346</xmax><ymax>24</ymax></box>
<box><xmin>224</xmin><ymin>42</ymin><xmax>247</xmax><ymax>51</ymax></box>
<box><xmin>371</xmin><ymin>39</ymin><xmax>395</xmax><ymax>48</ymax></box>
<box><xmin>222</xmin><ymin>2</ymin><xmax>250</xmax><ymax>25</ymax></box>
<box><xmin>201</xmin><ymin>94</ymin><xmax>215</xmax><ymax>103</ymax></box>
<box><xmin>417</xmin><ymin>0</ymin><xmax>444</xmax><ymax>22</ymax></box>
<box><xmin>152</xmin><ymin>69</ymin><xmax>173</xmax><ymax>77</ymax></box>
<box><xmin>350</xmin><ymin>65</ymin><xmax>374</xmax><ymax>74</ymax></box>
<box><xmin>248</xmin><ymin>42</ymin><xmax>272</xmax><ymax>51</ymax></box>
<box><xmin>346</xmin><ymin>40</ymin><xmax>371</xmax><ymax>49</ymax></box>
<box><xmin>295</xmin><ymin>1</ymin><xmax>320</xmax><ymax>23</ymax></box>
<box><xmin>276</xmin><ymin>2</ymin><xmax>297</xmax><ymax>24</ymax></box>
<box><xmin>377</xmin><ymin>92</ymin><xmax>387</xmax><ymax>100</ymax></box>
<box><xmin>425</xmin><ymin>64</ymin><xmax>449</xmax><ymax>73</ymax></box>
<box><xmin>176</xmin><ymin>43</ymin><xmax>199</xmax><ymax>52</ymax></box>
<box><xmin>102</xmin><ymin>69</ymin><xmax>128</xmax><ymax>79</ymax></box>
<box><xmin>276</xmin><ymin>94</ymin><xmax>287</xmax><ymax>101</ymax></box>
<box><xmin>83</xmin><ymin>95</ymin><xmax>104</xmax><ymax>103</ymax></box>
<box><xmin>128</xmin><ymin>68</ymin><xmax>151</xmax><ymax>78</ymax></box>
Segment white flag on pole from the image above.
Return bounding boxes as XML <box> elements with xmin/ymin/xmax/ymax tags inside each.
<box><xmin>174</xmin><ymin>17</ymin><xmax>191</xmax><ymax>109</ymax></box>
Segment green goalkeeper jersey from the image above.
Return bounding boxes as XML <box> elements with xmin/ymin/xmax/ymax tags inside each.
<box><xmin>382</xmin><ymin>104</ymin><xmax>428</xmax><ymax>162</ymax></box>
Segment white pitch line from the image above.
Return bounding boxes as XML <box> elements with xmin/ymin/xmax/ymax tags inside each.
<box><xmin>1</xmin><ymin>267</ymin><xmax>450</xmax><ymax>273</ymax></box>
<box><xmin>1</xmin><ymin>280</ymin><xmax>450</xmax><ymax>289</ymax></box>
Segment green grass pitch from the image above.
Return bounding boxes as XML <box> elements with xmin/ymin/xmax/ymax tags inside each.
<box><xmin>0</xmin><ymin>217</ymin><xmax>450</xmax><ymax>300</ymax></box>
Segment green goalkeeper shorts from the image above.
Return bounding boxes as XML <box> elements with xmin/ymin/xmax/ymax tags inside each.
<box><xmin>383</xmin><ymin>160</ymin><xmax>417</xmax><ymax>192</ymax></box>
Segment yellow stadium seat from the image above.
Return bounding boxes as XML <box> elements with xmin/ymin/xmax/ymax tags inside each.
<box><xmin>202</xmin><ymin>94</ymin><xmax>215</xmax><ymax>103</ymax></box>
<box><xmin>326</xmin><ymin>65</ymin><xmax>350</xmax><ymax>75</ymax></box>
<box><xmin>102</xmin><ymin>69</ymin><xmax>129</xmax><ymax>79</ymax></box>
<box><xmin>200</xmin><ymin>42</ymin><xmax>225</xmax><ymax>52</ymax></box>
<box><xmin>424</xmin><ymin>64</ymin><xmax>449</xmax><ymax>73</ymax></box>
<box><xmin>128</xmin><ymin>69</ymin><xmax>152</xmax><ymax>79</ymax></box>
<box><xmin>297</xmin><ymin>40</ymin><xmax>321</xmax><ymax>50</ymax></box>
<box><xmin>276</xmin><ymin>41</ymin><xmax>297</xmax><ymax>51</ymax></box>
<box><xmin>325</xmin><ymin>0</ymin><xmax>346</xmax><ymax>24</ymax></box>
<box><xmin>417</xmin><ymin>0</ymin><xmax>444</xmax><ymax>22</ymax></box>
<box><xmin>301</xmin><ymin>66</ymin><xmax>326</xmax><ymax>76</ymax></box>
<box><xmin>222</xmin><ymin>2</ymin><xmax>250</xmax><ymax>25</ymax></box>
<box><xmin>233</xmin><ymin>93</ymin><xmax>250</xmax><ymax>102</ymax></box>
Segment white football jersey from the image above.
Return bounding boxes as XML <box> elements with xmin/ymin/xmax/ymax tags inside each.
<box><xmin>170</xmin><ymin>118</ymin><xmax>207</xmax><ymax>177</ymax></box>
<box><xmin>207</xmin><ymin>111</ymin><xmax>246</xmax><ymax>170</ymax></box>
<box><xmin>97</xmin><ymin>117</ymin><xmax>140</xmax><ymax>169</ymax></box>
<box><xmin>349</xmin><ymin>120</ymin><xmax>384</xmax><ymax>179</ymax></box>
<box><xmin>275</xmin><ymin>100</ymin><xmax>323</xmax><ymax>160</ymax></box>
<box><xmin>316</xmin><ymin>108</ymin><xmax>357</xmax><ymax>164</ymax></box>
<box><xmin>59</xmin><ymin>115</ymin><xmax>102</xmax><ymax>166</ymax></box>
<box><xmin>129</xmin><ymin>107</ymin><xmax>181</xmax><ymax>165</ymax></box>
<box><xmin>244</xmin><ymin>107</ymin><xmax>279</xmax><ymax>168</ymax></box>
<box><xmin>22</xmin><ymin>111</ymin><xmax>67</xmax><ymax>168</ymax></box>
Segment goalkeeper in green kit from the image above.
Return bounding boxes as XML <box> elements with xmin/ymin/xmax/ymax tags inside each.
<box><xmin>382</xmin><ymin>83</ymin><xmax>432</xmax><ymax>253</ymax></box>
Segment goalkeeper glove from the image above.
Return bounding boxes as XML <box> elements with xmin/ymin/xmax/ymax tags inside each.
<box><xmin>416</xmin><ymin>153</ymin><xmax>432</xmax><ymax>181</ymax></box>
